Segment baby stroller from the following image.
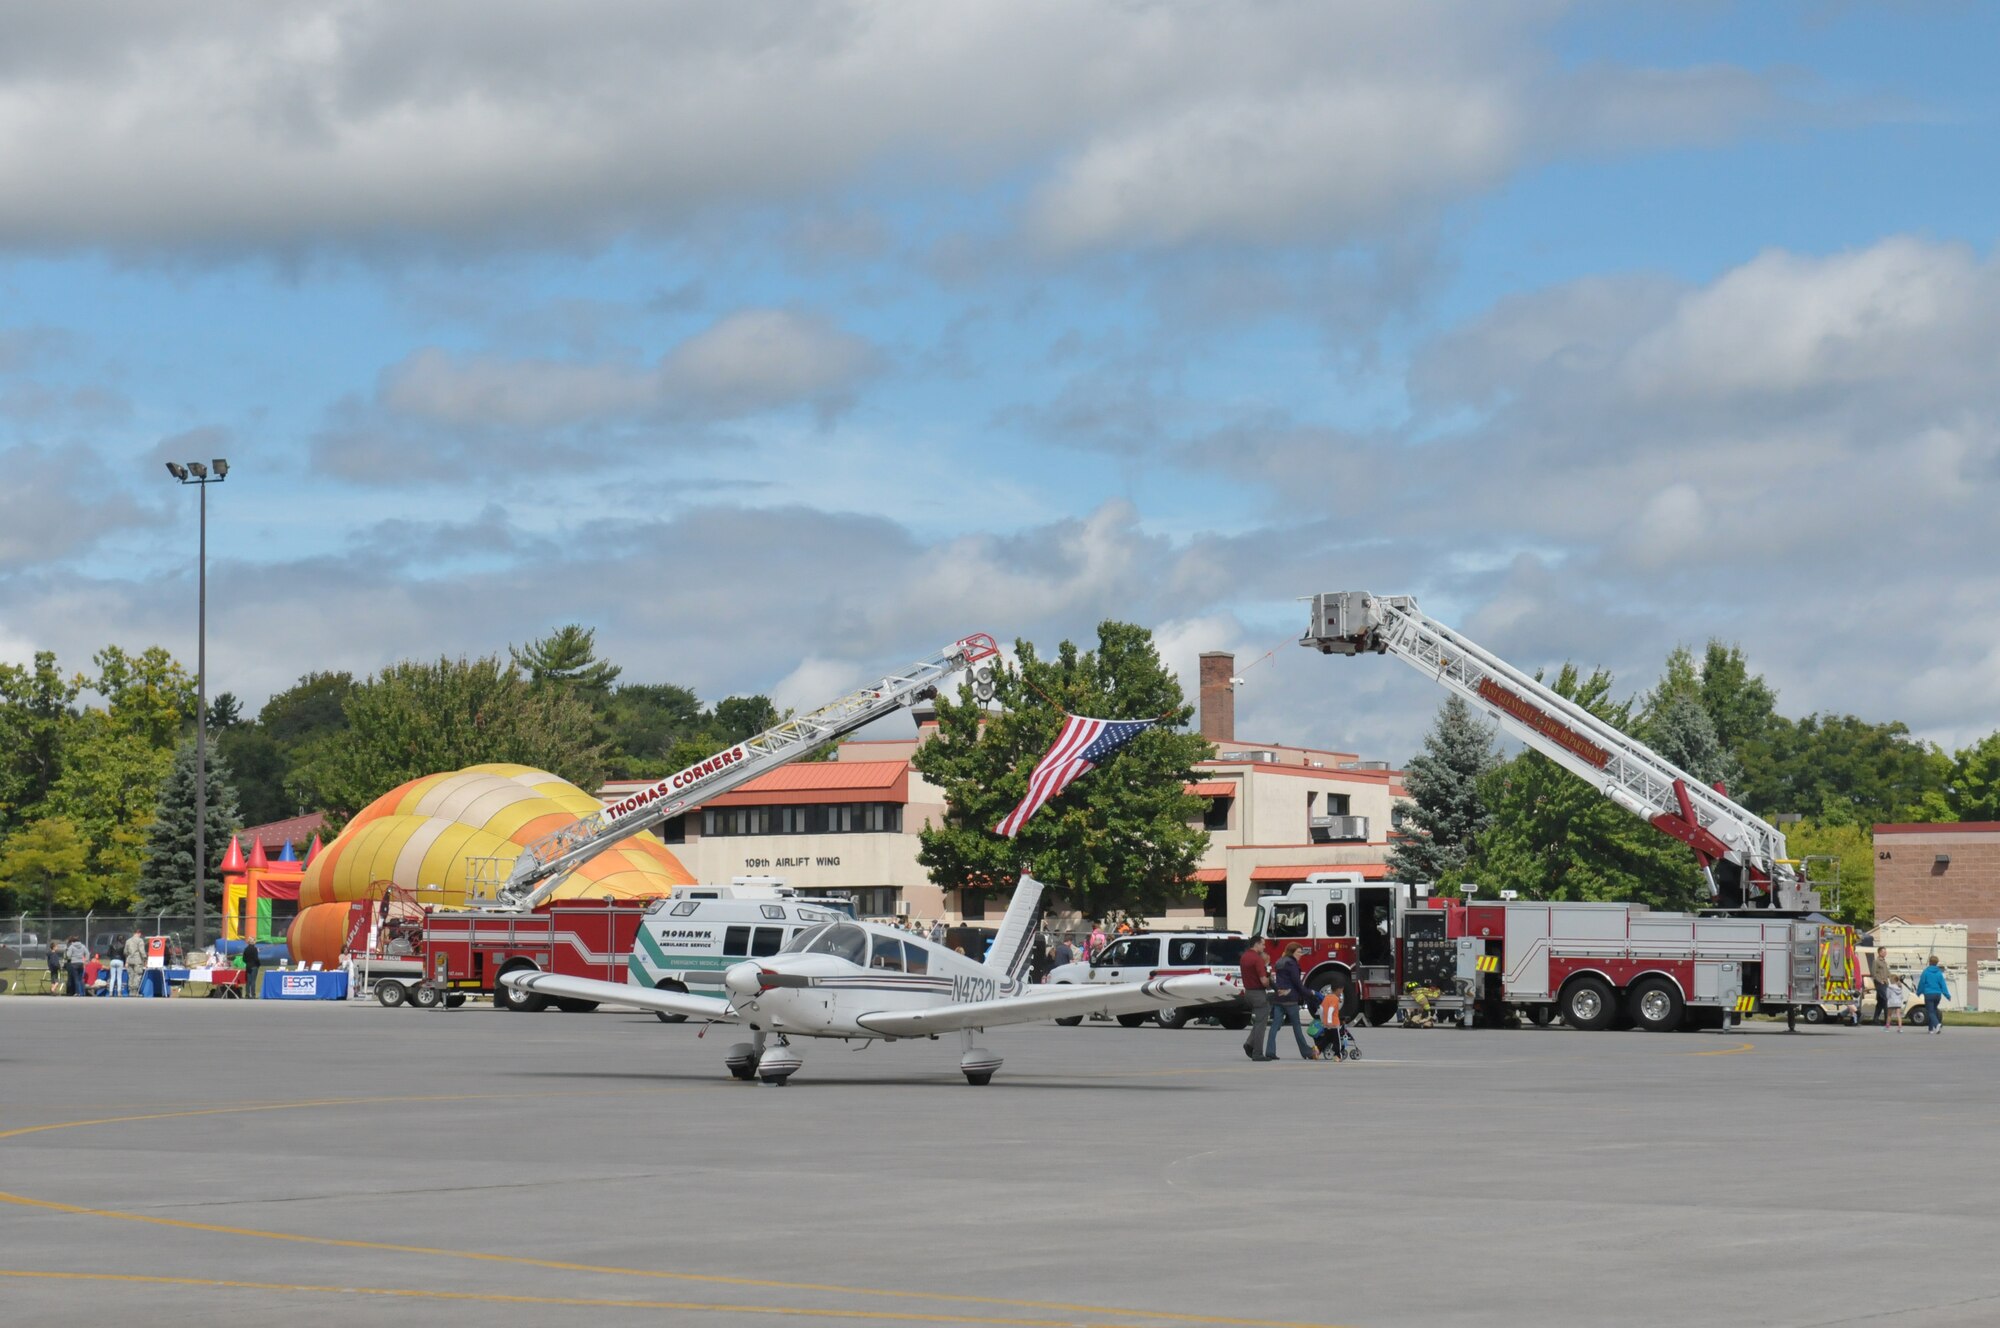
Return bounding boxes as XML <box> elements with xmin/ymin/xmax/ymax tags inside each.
<box><xmin>1309</xmin><ymin>992</ymin><xmax>1362</xmax><ymax>1062</ymax></box>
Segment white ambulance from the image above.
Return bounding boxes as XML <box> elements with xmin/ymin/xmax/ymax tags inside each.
<box><xmin>627</xmin><ymin>885</ymin><xmax>854</xmax><ymax>1022</ymax></box>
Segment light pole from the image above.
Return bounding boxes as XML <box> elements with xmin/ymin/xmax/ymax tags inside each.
<box><xmin>164</xmin><ymin>457</ymin><xmax>228</xmax><ymax>950</ymax></box>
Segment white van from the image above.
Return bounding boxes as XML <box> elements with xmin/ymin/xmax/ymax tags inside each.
<box><xmin>628</xmin><ymin>895</ymin><xmax>849</xmax><ymax>1022</ymax></box>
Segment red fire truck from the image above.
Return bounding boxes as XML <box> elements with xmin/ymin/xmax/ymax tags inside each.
<box><xmin>1262</xmin><ymin>873</ymin><xmax>1858</xmax><ymax>1031</ymax></box>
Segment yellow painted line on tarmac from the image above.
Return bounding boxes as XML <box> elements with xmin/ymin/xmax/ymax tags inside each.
<box><xmin>0</xmin><ymin>1270</ymin><xmax>1192</xmax><ymax>1327</ymax></box>
<box><xmin>1685</xmin><ymin>1041</ymin><xmax>1755</xmax><ymax>1057</ymax></box>
<box><xmin>0</xmin><ymin>1096</ymin><xmax>1351</xmax><ymax>1328</ymax></box>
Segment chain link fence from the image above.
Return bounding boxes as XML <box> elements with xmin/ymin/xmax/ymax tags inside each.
<box><xmin>1</xmin><ymin>912</ymin><xmax>201</xmax><ymax>989</ymax></box>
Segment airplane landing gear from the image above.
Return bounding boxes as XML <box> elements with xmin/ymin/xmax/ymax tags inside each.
<box><xmin>757</xmin><ymin>1038</ymin><xmax>802</xmax><ymax>1085</ymax></box>
<box><xmin>960</xmin><ymin>1030</ymin><xmax>1000</xmax><ymax>1086</ymax></box>
<box><xmin>725</xmin><ymin>1031</ymin><xmax>767</xmax><ymax>1082</ymax></box>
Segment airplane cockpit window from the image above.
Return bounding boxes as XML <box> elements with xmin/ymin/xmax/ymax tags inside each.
<box><xmin>902</xmin><ymin>939</ymin><xmax>929</xmax><ymax>975</ymax></box>
<box><xmin>801</xmin><ymin>923</ymin><xmax>868</xmax><ymax>964</ymax></box>
<box><xmin>783</xmin><ymin>923</ymin><xmax>833</xmax><ymax>954</ymax></box>
<box><xmin>868</xmin><ymin>933</ymin><xmax>906</xmax><ymax>972</ymax></box>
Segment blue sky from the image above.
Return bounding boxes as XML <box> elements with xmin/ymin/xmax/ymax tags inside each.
<box><xmin>3</xmin><ymin>1</ymin><xmax>1996</xmax><ymax>761</ymax></box>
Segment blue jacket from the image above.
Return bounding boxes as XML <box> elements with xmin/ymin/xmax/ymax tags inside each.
<box><xmin>1916</xmin><ymin>964</ymin><xmax>1951</xmax><ymax>998</ymax></box>
<box><xmin>1272</xmin><ymin>955</ymin><xmax>1312</xmax><ymax>1005</ymax></box>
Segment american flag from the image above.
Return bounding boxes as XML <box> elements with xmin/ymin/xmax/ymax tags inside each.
<box><xmin>994</xmin><ymin>715</ymin><xmax>1158</xmax><ymax>838</ymax></box>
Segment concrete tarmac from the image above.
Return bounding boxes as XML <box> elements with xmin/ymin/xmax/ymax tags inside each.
<box><xmin>1</xmin><ymin>998</ymin><xmax>1994</xmax><ymax>1327</ymax></box>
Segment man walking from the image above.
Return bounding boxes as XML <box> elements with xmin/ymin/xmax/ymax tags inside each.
<box><xmin>1869</xmin><ymin>947</ymin><xmax>1894</xmax><ymax>1025</ymax></box>
<box><xmin>1239</xmin><ymin>936</ymin><xmax>1273</xmax><ymax>1061</ymax></box>
<box><xmin>1916</xmin><ymin>955</ymin><xmax>1951</xmax><ymax>1034</ymax></box>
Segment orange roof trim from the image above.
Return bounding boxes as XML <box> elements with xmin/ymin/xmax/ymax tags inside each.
<box><xmin>1249</xmin><ymin>863</ymin><xmax>1392</xmax><ymax>882</ymax></box>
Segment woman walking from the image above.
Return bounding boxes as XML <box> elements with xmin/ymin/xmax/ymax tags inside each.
<box><xmin>1915</xmin><ymin>956</ymin><xmax>1952</xmax><ymax>1035</ymax></box>
<box><xmin>1265</xmin><ymin>943</ymin><xmax>1319</xmax><ymax>1061</ymax></box>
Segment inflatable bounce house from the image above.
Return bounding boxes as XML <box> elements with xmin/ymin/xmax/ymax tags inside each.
<box><xmin>285</xmin><ymin>763</ymin><xmax>695</xmax><ymax>968</ymax></box>
<box><xmin>221</xmin><ymin>831</ymin><xmax>322</xmax><ymax>945</ymax></box>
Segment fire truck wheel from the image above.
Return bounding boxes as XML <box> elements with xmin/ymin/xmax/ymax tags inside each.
<box><xmin>1363</xmin><ymin>1000</ymin><xmax>1398</xmax><ymax>1027</ymax></box>
<box><xmin>1156</xmin><ymin>1007</ymin><xmax>1191</xmax><ymax>1030</ymax></box>
<box><xmin>411</xmin><ymin>983</ymin><xmax>444</xmax><ymax>1009</ymax></box>
<box><xmin>1627</xmin><ymin>978</ymin><xmax>1684</xmax><ymax>1032</ymax></box>
<box><xmin>1216</xmin><ymin>1013</ymin><xmax>1249</xmax><ymax>1030</ymax></box>
<box><xmin>1528</xmin><ymin>1006</ymin><xmax>1557</xmax><ymax>1027</ymax></box>
<box><xmin>1560</xmin><ymin>976</ymin><xmax>1616</xmax><ymax>1031</ymax></box>
<box><xmin>492</xmin><ymin>964</ymin><xmax>549</xmax><ymax>1013</ymax></box>
<box><xmin>653</xmin><ymin>978</ymin><xmax>690</xmax><ymax>1023</ymax></box>
<box><xmin>375</xmin><ymin>980</ymin><xmax>407</xmax><ymax>1008</ymax></box>
<box><xmin>445</xmin><ymin>993</ymin><xmax>467</xmax><ymax>1009</ymax></box>
<box><xmin>554</xmin><ymin>997</ymin><xmax>600</xmax><ymax>1014</ymax></box>
<box><xmin>1800</xmin><ymin>1004</ymin><xmax>1826</xmax><ymax>1024</ymax></box>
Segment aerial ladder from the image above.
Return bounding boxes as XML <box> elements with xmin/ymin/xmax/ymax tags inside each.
<box><xmin>1299</xmin><ymin>592</ymin><xmax>1819</xmax><ymax>915</ymax></box>
<box><xmin>467</xmin><ymin>634</ymin><xmax>1001</xmax><ymax>911</ymax></box>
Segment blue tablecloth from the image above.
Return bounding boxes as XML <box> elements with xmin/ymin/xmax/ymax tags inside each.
<box><xmin>260</xmin><ymin>969</ymin><xmax>350</xmax><ymax>1000</ymax></box>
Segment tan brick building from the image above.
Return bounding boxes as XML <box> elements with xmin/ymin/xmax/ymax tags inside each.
<box><xmin>1873</xmin><ymin>822</ymin><xmax>2000</xmax><ymax>951</ymax></box>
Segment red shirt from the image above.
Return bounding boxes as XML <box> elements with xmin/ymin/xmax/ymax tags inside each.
<box><xmin>1239</xmin><ymin>947</ymin><xmax>1271</xmax><ymax>992</ymax></box>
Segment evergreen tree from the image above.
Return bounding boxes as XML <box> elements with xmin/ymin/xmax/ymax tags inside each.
<box><xmin>511</xmin><ymin>624</ymin><xmax>622</xmax><ymax>694</ymax></box>
<box><xmin>911</xmin><ymin>621</ymin><xmax>1211</xmax><ymax>920</ymax></box>
<box><xmin>137</xmin><ymin>740</ymin><xmax>242</xmax><ymax>917</ymax></box>
<box><xmin>1647</xmin><ymin>690</ymin><xmax>1735</xmax><ymax>788</ymax></box>
<box><xmin>1387</xmin><ymin>694</ymin><xmax>1494</xmax><ymax>886</ymax></box>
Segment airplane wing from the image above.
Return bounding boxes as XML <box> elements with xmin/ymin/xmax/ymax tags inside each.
<box><xmin>852</xmin><ymin>974</ymin><xmax>1237</xmax><ymax>1037</ymax></box>
<box><xmin>501</xmin><ymin>970</ymin><xmax>739</xmax><ymax>1023</ymax></box>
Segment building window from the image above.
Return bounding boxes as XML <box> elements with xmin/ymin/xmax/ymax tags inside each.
<box><xmin>1203</xmin><ymin>796</ymin><xmax>1231</xmax><ymax>831</ymax></box>
<box><xmin>851</xmin><ymin>887</ymin><xmax>900</xmax><ymax>918</ymax></box>
<box><xmin>960</xmin><ymin>890</ymin><xmax>987</xmax><ymax>921</ymax></box>
<box><xmin>661</xmin><ymin>815</ymin><xmax>686</xmax><ymax>844</ymax></box>
<box><xmin>702</xmin><ymin>802</ymin><xmax>904</xmax><ymax>835</ymax></box>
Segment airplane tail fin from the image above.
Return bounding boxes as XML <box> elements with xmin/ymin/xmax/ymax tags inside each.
<box><xmin>983</xmin><ymin>873</ymin><xmax>1045</xmax><ymax>984</ymax></box>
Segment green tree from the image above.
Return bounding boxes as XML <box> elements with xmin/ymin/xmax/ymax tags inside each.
<box><xmin>0</xmin><ymin>815</ymin><xmax>91</xmax><ymax>913</ymax></box>
<box><xmin>1946</xmin><ymin>731</ymin><xmax>2000</xmax><ymax>822</ymax></box>
<box><xmin>260</xmin><ymin>672</ymin><xmax>356</xmax><ymax>745</ymax></box>
<box><xmin>137</xmin><ymin>740</ymin><xmax>243</xmax><ymax>917</ymax></box>
<box><xmin>511</xmin><ymin>624</ymin><xmax>622</xmax><ymax>695</ymax></box>
<box><xmin>1697</xmin><ymin>641</ymin><xmax>1780</xmax><ymax>756</ymax></box>
<box><xmin>0</xmin><ymin>650</ymin><xmax>78</xmax><ymax>836</ymax></box>
<box><xmin>89</xmin><ymin>645</ymin><xmax>196</xmax><ymax>748</ymax></box>
<box><xmin>42</xmin><ymin>712</ymin><xmax>174</xmax><ymax>902</ymax></box>
<box><xmin>1473</xmin><ymin>665</ymin><xmax>1706</xmax><ymax>911</ymax></box>
<box><xmin>1750</xmin><ymin>714</ymin><xmax>1950</xmax><ymax>826</ymax></box>
<box><xmin>911</xmin><ymin>621</ymin><xmax>1210</xmax><ymax>920</ymax></box>
<box><xmin>219</xmin><ymin>725</ymin><xmax>295</xmax><ymax>826</ymax></box>
<box><xmin>1646</xmin><ymin>690</ymin><xmax>1736</xmax><ymax>788</ymax></box>
<box><xmin>1781</xmin><ymin>819</ymin><xmax>1875</xmax><ymax>930</ymax></box>
<box><xmin>1387</xmin><ymin>694</ymin><xmax>1495</xmax><ymax>886</ymax></box>
<box><xmin>290</xmin><ymin>655</ymin><xmax>605</xmax><ymax>827</ymax></box>
<box><xmin>207</xmin><ymin>692</ymin><xmax>243</xmax><ymax>729</ymax></box>
<box><xmin>712</xmin><ymin>694</ymin><xmax>780</xmax><ymax>743</ymax></box>
<box><xmin>603</xmin><ymin>682</ymin><xmax>705</xmax><ymax>769</ymax></box>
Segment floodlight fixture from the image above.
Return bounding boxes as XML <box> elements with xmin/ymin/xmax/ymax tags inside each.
<box><xmin>212</xmin><ymin>458</ymin><xmax>229</xmax><ymax>478</ymax></box>
<box><xmin>165</xmin><ymin>461</ymin><xmax>189</xmax><ymax>480</ymax></box>
<box><xmin>188</xmin><ymin>461</ymin><xmax>207</xmax><ymax>478</ymax></box>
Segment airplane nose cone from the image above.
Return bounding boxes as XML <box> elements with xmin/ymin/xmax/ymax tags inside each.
<box><xmin>723</xmin><ymin>960</ymin><xmax>764</xmax><ymax>1002</ymax></box>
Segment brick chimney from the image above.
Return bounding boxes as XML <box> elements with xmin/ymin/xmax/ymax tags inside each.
<box><xmin>1198</xmin><ymin>652</ymin><xmax>1235</xmax><ymax>745</ymax></box>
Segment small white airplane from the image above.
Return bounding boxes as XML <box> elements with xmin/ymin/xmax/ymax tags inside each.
<box><xmin>501</xmin><ymin>875</ymin><xmax>1237</xmax><ymax>1085</ymax></box>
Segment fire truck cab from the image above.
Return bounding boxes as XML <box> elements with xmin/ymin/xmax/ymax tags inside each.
<box><xmin>1252</xmin><ymin>873</ymin><xmax>1414</xmax><ymax>1025</ymax></box>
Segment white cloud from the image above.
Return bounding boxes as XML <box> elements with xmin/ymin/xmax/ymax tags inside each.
<box><xmin>1191</xmin><ymin>235</ymin><xmax>2000</xmax><ymax>747</ymax></box>
<box><xmin>0</xmin><ymin>1</ymin><xmax>1803</xmax><ymax>258</ymax></box>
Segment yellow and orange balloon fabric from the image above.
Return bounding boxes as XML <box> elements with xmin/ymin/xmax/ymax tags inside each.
<box><xmin>299</xmin><ymin>763</ymin><xmax>693</xmax><ymax>909</ymax></box>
